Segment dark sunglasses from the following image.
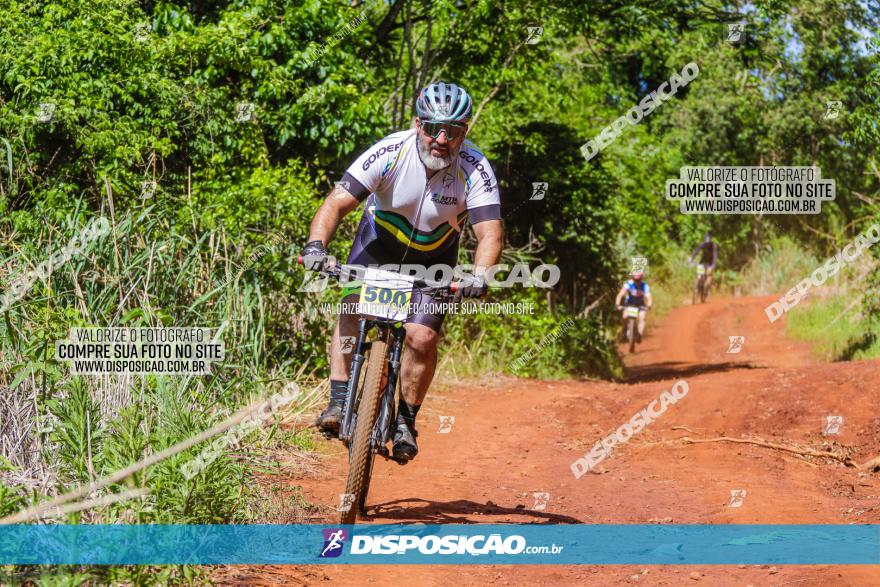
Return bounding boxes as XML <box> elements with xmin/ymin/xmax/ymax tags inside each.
<box><xmin>418</xmin><ymin>119</ymin><xmax>467</xmax><ymax>141</ymax></box>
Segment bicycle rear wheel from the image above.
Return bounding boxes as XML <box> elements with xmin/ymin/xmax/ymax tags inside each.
<box><xmin>340</xmin><ymin>337</ymin><xmax>387</xmax><ymax>524</ymax></box>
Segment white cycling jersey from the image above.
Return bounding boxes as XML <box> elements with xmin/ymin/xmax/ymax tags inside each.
<box><xmin>340</xmin><ymin>128</ymin><xmax>501</xmax><ymax>260</ymax></box>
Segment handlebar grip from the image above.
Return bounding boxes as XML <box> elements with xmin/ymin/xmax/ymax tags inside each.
<box><xmin>297</xmin><ymin>255</ymin><xmax>303</xmax><ymax>265</ymax></box>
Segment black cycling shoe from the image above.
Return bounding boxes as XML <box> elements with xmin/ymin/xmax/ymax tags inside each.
<box><xmin>315</xmin><ymin>402</ymin><xmax>343</xmax><ymax>434</ymax></box>
<box><xmin>392</xmin><ymin>417</ymin><xmax>419</xmax><ymax>461</ymax></box>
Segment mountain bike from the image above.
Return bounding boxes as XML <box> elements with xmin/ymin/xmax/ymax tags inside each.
<box><xmin>298</xmin><ymin>258</ymin><xmax>457</xmax><ymax>524</ymax></box>
<box><xmin>693</xmin><ymin>263</ymin><xmax>709</xmax><ymax>304</ymax></box>
<box><xmin>619</xmin><ymin>304</ymin><xmax>643</xmax><ymax>354</ymax></box>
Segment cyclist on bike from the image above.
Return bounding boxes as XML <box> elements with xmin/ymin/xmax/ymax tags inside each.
<box><xmin>689</xmin><ymin>231</ymin><xmax>718</xmax><ymax>299</ymax></box>
<box><xmin>615</xmin><ymin>270</ymin><xmax>652</xmax><ymax>342</ymax></box>
<box><xmin>301</xmin><ymin>82</ymin><xmax>503</xmax><ymax>461</ymax></box>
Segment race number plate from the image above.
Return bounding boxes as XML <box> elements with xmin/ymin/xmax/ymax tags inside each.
<box><xmin>696</xmin><ymin>264</ymin><xmax>706</xmax><ymax>275</ymax></box>
<box><xmin>624</xmin><ymin>306</ymin><xmax>641</xmax><ymax>318</ymax></box>
<box><xmin>358</xmin><ymin>268</ymin><xmax>414</xmax><ymax>321</ymax></box>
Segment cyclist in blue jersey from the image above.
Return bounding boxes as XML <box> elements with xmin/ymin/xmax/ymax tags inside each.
<box><xmin>301</xmin><ymin>82</ymin><xmax>504</xmax><ymax>461</ymax></box>
<box><xmin>615</xmin><ymin>270</ymin><xmax>653</xmax><ymax>342</ymax></box>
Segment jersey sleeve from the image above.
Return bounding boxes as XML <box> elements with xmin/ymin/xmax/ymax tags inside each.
<box><xmin>340</xmin><ymin>134</ymin><xmax>407</xmax><ymax>202</ymax></box>
<box><xmin>463</xmin><ymin>149</ymin><xmax>501</xmax><ymax>224</ymax></box>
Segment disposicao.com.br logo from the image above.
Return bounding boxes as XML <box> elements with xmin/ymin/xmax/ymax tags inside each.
<box><xmin>324</xmin><ymin>532</ymin><xmax>563</xmax><ymax>557</ymax></box>
<box><xmin>319</xmin><ymin>528</ymin><xmax>348</xmax><ymax>558</ymax></box>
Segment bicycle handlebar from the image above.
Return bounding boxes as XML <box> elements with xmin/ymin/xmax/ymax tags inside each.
<box><xmin>297</xmin><ymin>255</ymin><xmax>459</xmax><ymax>293</ymax></box>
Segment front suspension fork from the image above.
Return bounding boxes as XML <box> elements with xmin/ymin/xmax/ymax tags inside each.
<box><xmin>372</xmin><ymin>326</ymin><xmax>405</xmax><ymax>449</ymax></box>
<box><xmin>339</xmin><ymin>319</ymin><xmax>373</xmax><ymax>443</ymax></box>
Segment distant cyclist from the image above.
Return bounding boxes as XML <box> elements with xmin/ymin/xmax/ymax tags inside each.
<box><xmin>301</xmin><ymin>82</ymin><xmax>503</xmax><ymax>461</ymax></box>
<box><xmin>689</xmin><ymin>232</ymin><xmax>718</xmax><ymax>300</ymax></box>
<box><xmin>615</xmin><ymin>270</ymin><xmax>652</xmax><ymax>342</ymax></box>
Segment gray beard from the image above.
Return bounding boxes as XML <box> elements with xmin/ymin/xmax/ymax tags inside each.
<box><xmin>416</xmin><ymin>138</ymin><xmax>455</xmax><ymax>171</ymax></box>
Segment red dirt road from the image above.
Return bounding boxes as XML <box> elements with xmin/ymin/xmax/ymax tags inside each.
<box><xmin>221</xmin><ymin>296</ymin><xmax>880</xmax><ymax>586</ymax></box>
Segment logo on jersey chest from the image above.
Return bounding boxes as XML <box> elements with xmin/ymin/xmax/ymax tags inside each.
<box><xmin>362</xmin><ymin>140</ymin><xmax>404</xmax><ymax>171</ymax></box>
<box><xmin>459</xmin><ymin>152</ymin><xmax>495</xmax><ymax>191</ymax></box>
<box><xmin>431</xmin><ymin>192</ymin><xmax>457</xmax><ymax>206</ymax></box>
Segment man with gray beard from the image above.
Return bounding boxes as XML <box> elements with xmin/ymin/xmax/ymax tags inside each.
<box><xmin>301</xmin><ymin>82</ymin><xmax>504</xmax><ymax>460</ymax></box>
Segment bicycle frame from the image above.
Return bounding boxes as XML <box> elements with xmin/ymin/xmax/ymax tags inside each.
<box><xmin>339</xmin><ymin>318</ymin><xmax>405</xmax><ymax>448</ymax></box>
<box><xmin>297</xmin><ymin>257</ymin><xmax>459</xmax><ymax>520</ymax></box>
<box><xmin>694</xmin><ymin>264</ymin><xmax>709</xmax><ymax>303</ymax></box>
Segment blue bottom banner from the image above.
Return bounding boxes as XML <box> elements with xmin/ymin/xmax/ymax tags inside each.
<box><xmin>0</xmin><ymin>524</ymin><xmax>878</xmax><ymax>565</ymax></box>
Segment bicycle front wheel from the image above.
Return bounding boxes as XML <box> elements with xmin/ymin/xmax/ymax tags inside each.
<box><xmin>340</xmin><ymin>337</ymin><xmax>387</xmax><ymax>524</ymax></box>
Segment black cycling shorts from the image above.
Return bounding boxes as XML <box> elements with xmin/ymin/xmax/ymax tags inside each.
<box><xmin>339</xmin><ymin>218</ymin><xmax>459</xmax><ymax>333</ymax></box>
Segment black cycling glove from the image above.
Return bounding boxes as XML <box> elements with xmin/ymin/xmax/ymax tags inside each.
<box><xmin>301</xmin><ymin>240</ymin><xmax>330</xmax><ymax>272</ymax></box>
<box><xmin>456</xmin><ymin>274</ymin><xmax>488</xmax><ymax>300</ymax></box>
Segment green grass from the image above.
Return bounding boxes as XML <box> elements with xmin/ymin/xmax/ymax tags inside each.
<box><xmin>731</xmin><ymin>235</ymin><xmax>880</xmax><ymax>362</ymax></box>
<box><xmin>736</xmin><ymin>236</ymin><xmax>820</xmax><ymax>296</ymax></box>
<box><xmin>629</xmin><ymin>243</ymin><xmax>703</xmax><ymax>319</ymax></box>
<box><xmin>785</xmin><ymin>296</ymin><xmax>880</xmax><ymax>361</ymax></box>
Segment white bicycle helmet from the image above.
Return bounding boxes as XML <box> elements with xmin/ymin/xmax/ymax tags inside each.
<box><xmin>415</xmin><ymin>82</ymin><xmax>472</xmax><ymax>123</ymax></box>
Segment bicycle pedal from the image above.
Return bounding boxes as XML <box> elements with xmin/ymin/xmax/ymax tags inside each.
<box><xmin>377</xmin><ymin>448</ymin><xmax>409</xmax><ymax>465</ymax></box>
